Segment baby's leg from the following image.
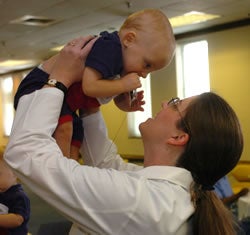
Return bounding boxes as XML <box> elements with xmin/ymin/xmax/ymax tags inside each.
<box><xmin>70</xmin><ymin>145</ymin><xmax>81</xmax><ymax>161</ymax></box>
<box><xmin>53</xmin><ymin>121</ymin><xmax>73</xmax><ymax>158</ymax></box>
<box><xmin>70</xmin><ymin>113</ymin><xmax>84</xmax><ymax>161</ymax></box>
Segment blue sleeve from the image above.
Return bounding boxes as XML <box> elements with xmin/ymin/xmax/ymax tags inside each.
<box><xmin>214</xmin><ymin>176</ymin><xmax>233</xmax><ymax>199</ymax></box>
<box><xmin>85</xmin><ymin>31</ymin><xmax>123</xmax><ymax>79</ymax></box>
<box><xmin>9</xmin><ymin>191</ymin><xmax>30</xmax><ymax>220</ymax></box>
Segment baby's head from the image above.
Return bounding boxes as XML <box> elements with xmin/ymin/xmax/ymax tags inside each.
<box><xmin>119</xmin><ymin>9</ymin><xmax>176</xmax><ymax>77</ymax></box>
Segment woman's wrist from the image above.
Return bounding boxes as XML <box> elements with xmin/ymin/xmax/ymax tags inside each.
<box><xmin>45</xmin><ymin>78</ymin><xmax>68</xmax><ymax>94</ymax></box>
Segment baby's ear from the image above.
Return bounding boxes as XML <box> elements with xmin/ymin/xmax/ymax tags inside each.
<box><xmin>122</xmin><ymin>31</ymin><xmax>136</xmax><ymax>47</ymax></box>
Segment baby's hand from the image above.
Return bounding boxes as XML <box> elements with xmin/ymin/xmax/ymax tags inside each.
<box><xmin>121</xmin><ymin>73</ymin><xmax>142</xmax><ymax>92</ymax></box>
<box><xmin>130</xmin><ymin>90</ymin><xmax>145</xmax><ymax>111</ymax></box>
<box><xmin>114</xmin><ymin>90</ymin><xmax>145</xmax><ymax>112</ymax></box>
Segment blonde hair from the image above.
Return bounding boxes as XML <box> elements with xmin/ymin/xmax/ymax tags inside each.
<box><xmin>120</xmin><ymin>8</ymin><xmax>172</xmax><ymax>34</ymax></box>
<box><xmin>119</xmin><ymin>9</ymin><xmax>176</xmax><ymax>64</ymax></box>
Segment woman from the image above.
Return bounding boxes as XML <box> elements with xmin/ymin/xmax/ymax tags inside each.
<box><xmin>5</xmin><ymin>36</ymin><xmax>243</xmax><ymax>235</ymax></box>
<box><xmin>82</xmin><ymin>92</ymin><xmax>243</xmax><ymax>235</ymax></box>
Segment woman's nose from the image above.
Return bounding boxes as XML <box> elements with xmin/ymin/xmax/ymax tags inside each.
<box><xmin>161</xmin><ymin>101</ymin><xmax>168</xmax><ymax>109</ymax></box>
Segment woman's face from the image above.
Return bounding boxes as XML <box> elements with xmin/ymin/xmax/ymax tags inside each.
<box><xmin>139</xmin><ymin>96</ymin><xmax>196</xmax><ymax>146</ymax></box>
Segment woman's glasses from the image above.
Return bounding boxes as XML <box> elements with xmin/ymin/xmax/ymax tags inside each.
<box><xmin>168</xmin><ymin>97</ymin><xmax>191</xmax><ymax>134</ymax></box>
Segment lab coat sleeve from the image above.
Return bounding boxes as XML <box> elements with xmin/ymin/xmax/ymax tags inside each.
<box><xmin>4</xmin><ymin>88</ymin><xmax>142</xmax><ymax>234</ymax></box>
<box><xmin>81</xmin><ymin>111</ymin><xmax>142</xmax><ymax>171</ymax></box>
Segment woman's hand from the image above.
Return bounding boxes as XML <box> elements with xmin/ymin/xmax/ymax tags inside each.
<box><xmin>49</xmin><ymin>35</ymin><xmax>98</xmax><ymax>88</ymax></box>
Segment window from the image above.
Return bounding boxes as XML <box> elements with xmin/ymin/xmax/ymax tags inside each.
<box><xmin>0</xmin><ymin>70</ymin><xmax>27</xmax><ymax>136</ymax></box>
<box><xmin>176</xmin><ymin>40</ymin><xmax>210</xmax><ymax>98</ymax></box>
<box><xmin>0</xmin><ymin>76</ymin><xmax>14</xmax><ymax>136</ymax></box>
<box><xmin>127</xmin><ymin>75</ymin><xmax>152</xmax><ymax>137</ymax></box>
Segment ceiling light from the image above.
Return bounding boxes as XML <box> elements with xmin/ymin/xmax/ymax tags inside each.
<box><xmin>51</xmin><ymin>45</ymin><xmax>64</xmax><ymax>52</ymax></box>
<box><xmin>10</xmin><ymin>15</ymin><xmax>58</xmax><ymax>27</ymax></box>
<box><xmin>169</xmin><ymin>11</ymin><xmax>220</xmax><ymax>28</ymax></box>
<box><xmin>0</xmin><ymin>60</ymin><xmax>38</xmax><ymax>74</ymax></box>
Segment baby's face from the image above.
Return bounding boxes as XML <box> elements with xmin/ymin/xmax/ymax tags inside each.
<box><xmin>122</xmin><ymin>32</ymin><xmax>171</xmax><ymax>78</ymax></box>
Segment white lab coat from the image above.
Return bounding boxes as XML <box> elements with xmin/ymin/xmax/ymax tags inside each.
<box><xmin>5</xmin><ymin>88</ymin><xmax>194</xmax><ymax>235</ymax></box>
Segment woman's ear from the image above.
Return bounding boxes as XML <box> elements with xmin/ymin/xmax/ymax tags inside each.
<box><xmin>122</xmin><ymin>31</ymin><xmax>136</xmax><ymax>47</ymax></box>
<box><xmin>166</xmin><ymin>133</ymin><xmax>189</xmax><ymax>146</ymax></box>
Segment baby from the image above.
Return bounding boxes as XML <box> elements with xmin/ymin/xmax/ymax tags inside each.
<box><xmin>14</xmin><ymin>8</ymin><xmax>176</xmax><ymax>159</ymax></box>
<box><xmin>0</xmin><ymin>158</ymin><xmax>30</xmax><ymax>235</ymax></box>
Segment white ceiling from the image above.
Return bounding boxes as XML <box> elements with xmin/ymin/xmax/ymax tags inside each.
<box><xmin>0</xmin><ymin>0</ymin><xmax>249</xmax><ymax>73</ymax></box>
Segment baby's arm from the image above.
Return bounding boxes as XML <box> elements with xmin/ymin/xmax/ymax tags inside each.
<box><xmin>0</xmin><ymin>213</ymin><xmax>24</xmax><ymax>228</ymax></box>
<box><xmin>82</xmin><ymin>67</ymin><xmax>141</xmax><ymax>97</ymax></box>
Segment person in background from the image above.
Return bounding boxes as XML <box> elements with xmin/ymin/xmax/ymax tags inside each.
<box><xmin>0</xmin><ymin>158</ymin><xmax>30</xmax><ymax>235</ymax></box>
<box><xmin>14</xmin><ymin>8</ymin><xmax>175</xmax><ymax>160</ymax></box>
<box><xmin>5</xmin><ymin>36</ymin><xmax>243</xmax><ymax>235</ymax></box>
<box><xmin>214</xmin><ymin>175</ymin><xmax>250</xmax><ymax>235</ymax></box>
<box><xmin>214</xmin><ymin>176</ymin><xmax>249</xmax><ymax>208</ymax></box>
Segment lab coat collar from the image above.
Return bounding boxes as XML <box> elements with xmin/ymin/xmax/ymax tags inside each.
<box><xmin>137</xmin><ymin>166</ymin><xmax>193</xmax><ymax>190</ymax></box>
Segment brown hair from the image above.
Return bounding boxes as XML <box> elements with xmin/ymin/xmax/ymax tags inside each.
<box><xmin>177</xmin><ymin>92</ymin><xmax>243</xmax><ymax>235</ymax></box>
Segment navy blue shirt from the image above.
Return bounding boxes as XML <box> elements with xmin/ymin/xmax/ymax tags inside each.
<box><xmin>0</xmin><ymin>184</ymin><xmax>30</xmax><ymax>235</ymax></box>
<box><xmin>85</xmin><ymin>31</ymin><xmax>123</xmax><ymax>79</ymax></box>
